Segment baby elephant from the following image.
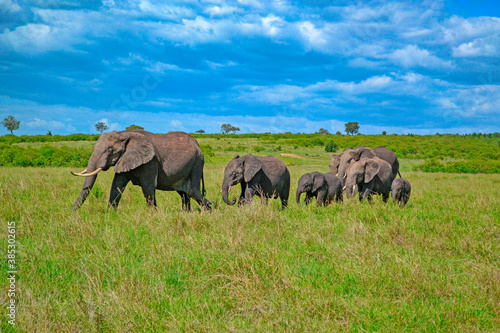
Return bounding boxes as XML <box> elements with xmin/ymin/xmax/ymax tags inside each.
<box><xmin>222</xmin><ymin>154</ymin><xmax>290</xmax><ymax>209</ymax></box>
<box><xmin>296</xmin><ymin>172</ymin><xmax>343</xmax><ymax>206</ymax></box>
<box><xmin>391</xmin><ymin>178</ymin><xmax>411</xmax><ymax>207</ymax></box>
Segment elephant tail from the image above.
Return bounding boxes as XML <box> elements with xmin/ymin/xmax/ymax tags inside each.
<box><xmin>398</xmin><ymin>171</ymin><xmax>402</xmax><ymax>178</ymax></box>
<box><xmin>201</xmin><ymin>172</ymin><xmax>207</xmax><ymax>196</ymax></box>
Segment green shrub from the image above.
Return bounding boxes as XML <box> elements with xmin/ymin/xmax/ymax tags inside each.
<box><xmin>324</xmin><ymin>141</ymin><xmax>338</xmax><ymax>153</ymax></box>
<box><xmin>254</xmin><ymin>146</ymin><xmax>265</xmax><ymax>152</ymax></box>
<box><xmin>413</xmin><ymin>159</ymin><xmax>500</xmax><ymax>174</ymax></box>
<box><xmin>199</xmin><ymin>144</ymin><xmax>214</xmax><ymax>157</ymax></box>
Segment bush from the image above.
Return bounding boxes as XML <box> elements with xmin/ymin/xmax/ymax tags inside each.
<box><xmin>324</xmin><ymin>141</ymin><xmax>338</xmax><ymax>153</ymax></box>
<box><xmin>0</xmin><ymin>144</ymin><xmax>91</xmax><ymax>167</ymax></box>
<box><xmin>413</xmin><ymin>159</ymin><xmax>500</xmax><ymax>174</ymax></box>
<box><xmin>199</xmin><ymin>144</ymin><xmax>214</xmax><ymax>157</ymax></box>
<box><xmin>254</xmin><ymin>146</ymin><xmax>265</xmax><ymax>152</ymax></box>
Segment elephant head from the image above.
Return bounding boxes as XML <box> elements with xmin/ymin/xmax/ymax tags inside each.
<box><xmin>337</xmin><ymin>146</ymin><xmax>376</xmax><ymax>186</ymax></box>
<box><xmin>296</xmin><ymin>172</ymin><xmax>326</xmax><ymax>204</ymax></box>
<box><xmin>329</xmin><ymin>154</ymin><xmax>342</xmax><ymax>175</ymax></box>
<box><xmin>344</xmin><ymin>158</ymin><xmax>380</xmax><ymax>198</ymax></box>
<box><xmin>71</xmin><ymin>130</ymin><xmax>155</xmax><ymax>210</ymax></box>
<box><xmin>221</xmin><ymin>154</ymin><xmax>262</xmax><ymax>205</ymax></box>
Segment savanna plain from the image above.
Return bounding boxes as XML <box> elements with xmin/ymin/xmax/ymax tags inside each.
<box><xmin>1</xmin><ymin>134</ymin><xmax>499</xmax><ymax>332</ymax></box>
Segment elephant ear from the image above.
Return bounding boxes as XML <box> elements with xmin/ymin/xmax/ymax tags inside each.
<box><xmin>312</xmin><ymin>173</ymin><xmax>325</xmax><ymax>193</ymax></box>
<box><xmin>243</xmin><ymin>155</ymin><xmax>263</xmax><ymax>183</ymax></box>
<box><xmin>364</xmin><ymin>159</ymin><xmax>380</xmax><ymax>183</ymax></box>
<box><xmin>115</xmin><ymin>132</ymin><xmax>155</xmax><ymax>173</ymax></box>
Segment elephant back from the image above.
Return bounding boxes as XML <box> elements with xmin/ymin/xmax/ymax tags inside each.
<box><xmin>374</xmin><ymin>146</ymin><xmax>399</xmax><ymax>177</ymax></box>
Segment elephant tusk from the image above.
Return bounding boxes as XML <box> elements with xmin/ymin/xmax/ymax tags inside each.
<box><xmin>343</xmin><ymin>173</ymin><xmax>347</xmax><ymax>179</ymax></box>
<box><xmin>352</xmin><ymin>185</ymin><xmax>356</xmax><ymax>192</ymax></box>
<box><xmin>70</xmin><ymin>168</ymin><xmax>87</xmax><ymax>175</ymax></box>
<box><xmin>71</xmin><ymin>168</ymin><xmax>103</xmax><ymax>177</ymax></box>
<box><xmin>342</xmin><ymin>186</ymin><xmax>346</xmax><ymax>191</ymax></box>
<box><xmin>228</xmin><ymin>185</ymin><xmax>232</xmax><ymax>193</ymax></box>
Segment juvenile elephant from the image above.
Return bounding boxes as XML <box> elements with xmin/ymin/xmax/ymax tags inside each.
<box><xmin>222</xmin><ymin>154</ymin><xmax>290</xmax><ymax>209</ymax></box>
<box><xmin>296</xmin><ymin>172</ymin><xmax>342</xmax><ymax>206</ymax></box>
<box><xmin>344</xmin><ymin>157</ymin><xmax>395</xmax><ymax>202</ymax></box>
<box><xmin>391</xmin><ymin>178</ymin><xmax>412</xmax><ymax>207</ymax></box>
<box><xmin>71</xmin><ymin>130</ymin><xmax>211</xmax><ymax>211</ymax></box>
<box><xmin>337</xmin><ymin>146</ymin><xmax>400</xmax><ymax>186</ymax></box>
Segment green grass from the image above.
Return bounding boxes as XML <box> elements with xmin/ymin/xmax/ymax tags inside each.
<box><xmin>1</xmin><ymin>146</ymin><xmax>499</xmax><ymax>331</ymax></box>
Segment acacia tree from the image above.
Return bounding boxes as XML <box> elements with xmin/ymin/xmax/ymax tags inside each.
<box><xmin>126</xmin><ymin>124</ymin><xmax>144</xmax><ymax>130</ymax></box>
<box><xmin>318</xmin><ymin>128</ymin><xmax>330</xmax><ymax>135</ymax></box>
<box><xmin>345</xmin><ymin>122</ymin><xmax>360</xmax><ymax>136</ymax></box>
<box><xmin>195</xmin><ymin>129</ymin><xmax>205</xmax><ymax>134</ymax></box>
<box><xmin>221</xmin><ymin>123</ymin><xmax>240</xmax><ymax>134</ymax></box>
<box><xmin>95</xmin><ymin>121</ymin><xmax>109</xmax><ymax>134</ymax></box>
<box><xmin>2</xmin><ymin>115</ymin><xmax>20</xmax><ymax>135</ymax></box>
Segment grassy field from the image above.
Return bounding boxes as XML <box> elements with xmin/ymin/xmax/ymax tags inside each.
<box><xmin>1</xmin><ymin>139</ymin><xmax>499</xmax><ymax>332</ymax></box>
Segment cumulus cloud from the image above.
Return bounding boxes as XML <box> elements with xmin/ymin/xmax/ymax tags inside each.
<box><xmin>204</xmin><ymin>5</ymin><xmax>240</xmax><ymax>17</ymax></box>
<box><xmin>452</xmin><ymin>34</ymin><xmax>500</xmax><ymax>57</ymax></box>
<box><xmin>26</xmin><ymin>118</ymin><xmax>76</xmax><ymax>133</ymax></box>
<box><xmin>387</xmin><ymin>45</ymin><xmax>452</xmax><ymax>68</ymax></box>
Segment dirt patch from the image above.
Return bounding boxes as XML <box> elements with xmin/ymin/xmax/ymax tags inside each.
<box><xmin>280</xmin><ymin>153</ymin><xmax>303</xmax><ymax>159</ymax></box>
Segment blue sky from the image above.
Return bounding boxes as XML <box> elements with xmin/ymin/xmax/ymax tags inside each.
<box><xmin>0</xmin><ymin>0</ymin><xmax>499</xmax><ymax>135</ymax></box>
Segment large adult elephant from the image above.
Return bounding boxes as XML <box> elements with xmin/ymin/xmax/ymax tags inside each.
<box><xmin>344</xmin><ymin>157</ymin><xmax>395</xmax><ymax>202</ymax></box>
<box><xmin>337</xmin><ymin>145</ymin><xmax>400</xmax><ymax>185</ymax></box>
<box><xmin>71</xmin><ymin>130</ymin><xmax>211</xmax><ymax>211</ymax></box>
<box><xmin>221</xmin><ymin>154</ymin><xmax>290</xmax><ymax>209</ymax></box>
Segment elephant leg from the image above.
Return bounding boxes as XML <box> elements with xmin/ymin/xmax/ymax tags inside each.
<box><xmin>177</xmin><ymin>191</ymin><xmax>191</xmax><ymax>211</ymax></box>
<box><xmin>316</xmin><ymin>190</ymin><xmax>327</xmax><ymax>206</ymax></box>
<box><xmin>382</xmin><ymin>192</ymin><xmax>389</xmax><ymax>203</ymax></box>
<box><xmin>188</xmin><ymin>178</ymin><xmax>211</xmax><ymax>212</ymax></box>
<box><xmin>243</xmin><ymin>186</ymin><xmax>257</xmax><ymax>205</ymax></box>
<box><xmin>280</xmin><ymin>190</ymin><xmax>289</xmax><ymax>209</ymax></box>
<box><xmin>109</xmin><ymin>173</ymin><xmax>130</xmax><ymax>209</ymax></box>
<box><xmin>237</xmin><ymin>182</ymin><xmax>247</xmax><ymax>207</ymax></box>
<box><xmin>304</xmin><ymin>192</ymin><xmax>312</xmax><ymax>205</ymax></box>
<box><xmin>141</xmin><ymin>184</ymin><xmax>157</xmax><ymax>208</ymax></box>
<box><xmin>335</xmin><ymin>189</ymin><xmax>343</xmax><ymax>203</ymax></box>
<box><xmin>280</xmin><ymin>197</ymin><xmax>288</xmax><ymax>209</ymax></box>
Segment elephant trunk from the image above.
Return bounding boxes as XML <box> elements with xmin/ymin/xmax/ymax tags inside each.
<box><xmin>72</xmin><ymin>155</ymin><xmax>102</xmax><ymax>211</ymax></box>
<box><xmin>221</xmin><ymin>180</ymin><xmax>236</xmax><ymax>206</ymax></box>
<box><xmin>296</xmin><ymin>188</ymin><xmax>303</xmax><ymax>204</ymax></box>
<box><xmin>344</xmin><ymin>182</ymin><xmax>356</xmax><ymax>199</ymax></box>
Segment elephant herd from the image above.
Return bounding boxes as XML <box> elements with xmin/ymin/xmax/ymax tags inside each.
<box><xmin>71</xmin><ymin>130</ymin><xmax>411</xmax><ymax>212</ymax></box>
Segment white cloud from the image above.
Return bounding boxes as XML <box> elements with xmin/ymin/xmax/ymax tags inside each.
<box><xmin>452</xmin><ymin>34</ymin><xmax>500</xmax><ymax>57</ymax></box>
<box><xmin>237</xmin><ymin>0</ymin><xmax>262</xmax><ymax>8</ymax></box>
<box><xmin>96</xmin><ymin>118</ymin><xmax>120</xmax><ymax>132</ymax></box>
<box><xmin>26</xmin><ymin>118</ymin><xmax>76</xmax><ymax>133</ymax></box>
<box><xmin>235</xmin><ymin>84</ymin><xmax>310</xmax><ymax>104</ymax></box>
<box><xmin>297</xmin><ymin>21</ymin><xmax>327</xmax><ymax>51</ymax></box>
<box><xmin>204</xmin><ymin>5</ymin><xmax>240</xmax><ymax>17</ymax></box>
<box><xmin>262</xmin><ymin>14</ymin><xmax>283</xmax><ymax>37</ymax></box>
<box><xmin>387</xmin><ymin>45</ymin><xmax>452</xmax><ymax>68</ymax></box>
<box><xmin>0</xmin><ymin>24</ymin><xmax>67</xmax><ymax>54</ymax></box>
<box><xmin>138</xmin><ymin>1</ymin><xmax>194</xmax><ymax>20</ymax></box>
<box><xmin>440</xmin><ymin>16</ymin><xmax>500</xmax><ymax>45</ymax></box>
<box><xmin>0</xmin><ymin>0</ymin><xmax>21</xmax><ymax>13</ymax></box>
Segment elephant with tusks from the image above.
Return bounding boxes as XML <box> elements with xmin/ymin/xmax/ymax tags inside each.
<box><xmin>71</xmin><ymin>130</ymin><xmax>211</xmax><ymax>211</ymax></box>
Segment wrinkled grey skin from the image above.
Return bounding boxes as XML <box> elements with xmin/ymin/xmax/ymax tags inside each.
<box><xmin>329</xmin><ymin>154</ymin><xmax>342</xmax><ymax>175</ymax></box>
<box><xmin>72</xmin><ymin>130</ymin><xmax>211</xmax><ymax>211</ymax></box>
<box><xmin>222</xmin><ymin>154</ymin><xmax>290</xmax><ymax>209</ymax></box>
<box><xmin>344</xmin><ymin>157</ymin><xmax>395</xmax><ymax>202</ymax></box>
<box><xmin>296</xmin><ymin>172</ymin><xmax>343</xmax><ymax>206</ymax></box>
<box><xmin>337</xmin><ymin>145</ymin><xmax>400</xmax><ymax>186</ymax></box>
<box><xmin>391</xmin><ymin>178</ymin><xmax>411</xmax><ymax>207</ymax></box>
